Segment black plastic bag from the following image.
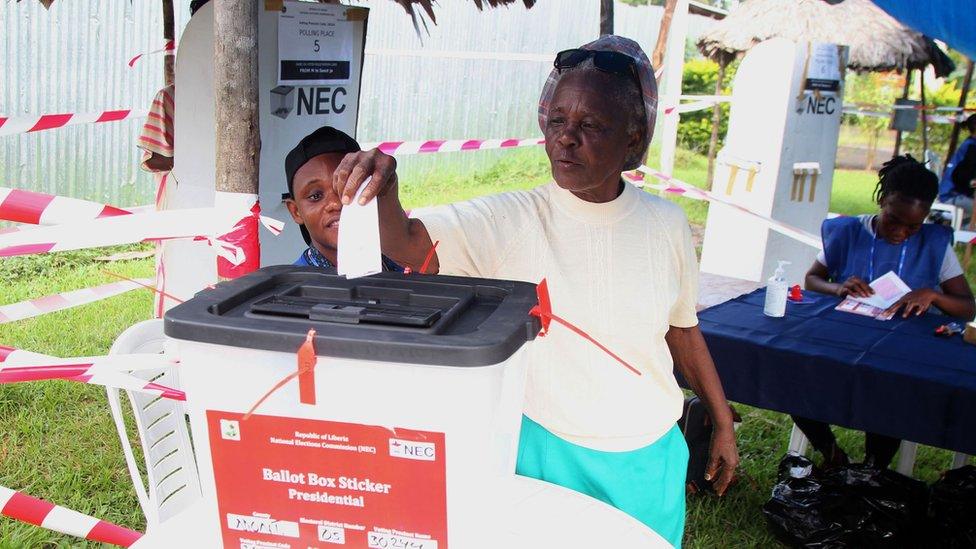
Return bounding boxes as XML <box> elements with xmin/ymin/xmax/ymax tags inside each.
<box><xmin>819</xmin><ymin>463</ymin><xmax>929</xmax><ymax>547</ymax></box>
<box><xmin>929</xmin><ymin>465</ymin><xmax>976</xmax><ymax>548</ymax></box>
<box><xmin>763</xmin><ymin>454</ymin><xmax>928</xmax><ymax>548</ymax></box>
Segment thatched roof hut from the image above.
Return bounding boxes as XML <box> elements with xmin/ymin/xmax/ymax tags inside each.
<box><xmin>697</xmin><ymin>0</ymin><xmax>953</xmax><ymax>75</ymax></box>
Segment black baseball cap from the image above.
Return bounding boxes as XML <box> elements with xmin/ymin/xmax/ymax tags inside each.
<box><xmin>284</xmin><ymin>126</ymin><xmax>361</xmax><ymax>245</ymax></box>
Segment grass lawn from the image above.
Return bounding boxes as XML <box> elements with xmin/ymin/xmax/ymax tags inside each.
<box><xmin>1</xmin><ymin>148</ymin><xmax>973</xmax><ymax>548</ymax></box>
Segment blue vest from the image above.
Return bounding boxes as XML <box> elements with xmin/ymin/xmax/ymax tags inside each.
<box><xmin>821</xmin><ymin>216</ymin><xmax>951</xmax><ymax>291</ymax></box>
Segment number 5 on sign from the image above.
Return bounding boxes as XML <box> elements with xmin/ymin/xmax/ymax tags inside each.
<box><xmin>277</xmin><ymin>1</ymin><xmax>354</xmax><ymax>85</ymax></box>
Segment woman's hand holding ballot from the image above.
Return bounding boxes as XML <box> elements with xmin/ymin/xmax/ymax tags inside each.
<box><xmin>331</xmin><ymin>148</ymin><xmax>438</xmax><ymax>273</ymax></box>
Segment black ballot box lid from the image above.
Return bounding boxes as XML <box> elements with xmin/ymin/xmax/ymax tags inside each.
<box><xmin>164</xmin><ymin>266</ymin><xmax>541</xmax><ymax>367</ymax></box>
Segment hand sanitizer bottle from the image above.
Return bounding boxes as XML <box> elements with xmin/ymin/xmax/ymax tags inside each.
<box><xmin>764</xmin><ymin>260</ymin><xmax>791</xmax><ymax>318</ymax></box>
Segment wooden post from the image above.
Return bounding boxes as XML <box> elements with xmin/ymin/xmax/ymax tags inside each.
<box><xmin>920</xmin><ymin>69</ymin><xmax>929</xmax><ymax>158</ymax></box>
<box><xmin>944</xmin><ymin>59</ymin><xmax>974</xmax><ymax>173</ymax></box>
<box><xmin>706</xmin><ymin>58</ymin><xmax>727</xmax><ymax>188</ymax></box>
<box><xmin>658</xmin><ymin>0</ymin><xmax>689</xmax><ymax>177</ymax></box>
<box><xmin>213</xmin><ymin>1</ymin><xmax>261</xmax><ymax>195</ymax></box>
<box><xmin>893</xmin><ymin>70</ymin><xmax>912</xmax><ymax>157</ymax></box>
<box><xmin>162</xmin><ymin>0</ymin><xmax>175</xmax><ymax>86</ymax></box>
<box><xmin>652</xmin><ymin>0</ymin><xmax>678</xmax><ymax>69</ymax></box>
<box><xmin>600</xmin><ymin>0</ymin><xmax>613</xmax><ymax>36</ymax></box>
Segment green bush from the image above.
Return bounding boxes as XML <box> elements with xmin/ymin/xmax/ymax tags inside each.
<box><xmin>676</xmin><ymin>58</ymin><xmax>737</xmax><ymax>154</ymax></box>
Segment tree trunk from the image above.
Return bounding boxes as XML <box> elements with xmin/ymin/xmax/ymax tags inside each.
<box><xmin>162</xmin><ymin>0</ymin><xmax>175</xmax><ymax>86</ymax></box>
<box><xmin>213</xmin><ymin>1</ymin><xmax>260</xmax><ymax>195</ymax></box>
<box><xmin>652</xmin><ymin>0</ymin><xmax>678</xmax><ymax>69</ymax></box>
<box><xmin>866</xmin><ymin>128</ymin><xmax>878</xmax><ymax>171</ymax></box>
<box><xmin>944</xmin><ymin>59</ymin><xmax>974</xmax><ymax>174</ymax></box>
<box><xmin>893</xmin><ymin>70</ymin><xmax>912</xmax><ymax>157</ymax></box>
<box><xmin>600</xmin><ymin>0</ymin><xmax>613</xmax><ymax>36</ymax></box>
<box><xmin>706</xmin><ymin>59</ymin><xmax>726</xmax><ymax>188</ymax></box>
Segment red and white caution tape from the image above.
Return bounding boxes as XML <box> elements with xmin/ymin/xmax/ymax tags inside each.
<box><xmin>0</xmin><ymin>187</ymin><xmax>130</xmax><ymax>225</ymax></box>
<box><xmin>360</xmin><ymin>98</ymin><xmax>726</xmax><ymax>157</ymax></box>
<box><xmin>127</xmin><ymin>40</ymin><xmax>175</xmax><ymax>68</ymax></box>
<box><xmin>214</xmin><ymin>192</ymin><xmax>285</xmax><ymax>279</ymax></box>
<box><xmin>0</xmin><ymin>110</ymin><xmax>148</xmax><ymax>137</ymax></box>
<box><xmin>842</xmin><ymin>106</ymin><xmax>960</xmax><ymax>125</ymax></box>
<box><xmin>0</xmin><ymin>485</ymin><xmax>142</xmax><ymax>547</ymax></box>
<box><xmin>0</xmin><ymin>207</ymin><xmax>250</xmax><ymax>259</ymax></box>
<box><xmin>636</xmin><ymin>165</ymin><xmax>823</xmax><ymax>249</ymax></box>
<box><xmin>361</xmin><ymin>137</ymin><xmax>545</xmax><ymax>156</ymax></box>
<box><xmin>0</xmin><ymin>345</ymin><xmax>184</xmax><ymax>400</ymax></box>
<box><xmin>0</xmin><ymin>278</ymin><xmax>152</xmax><ymax>324</ymax></box>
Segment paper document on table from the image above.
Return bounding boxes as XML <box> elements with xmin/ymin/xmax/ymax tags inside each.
<box><xmin>337</xmin><ymin>177</ymin><xmax>382</xmax><ymax>279</ymax></box>
<box><xmin>835</xmin><ymin>297</ymin><xmax>895</xmax><ymax>321</ymax></box>
<box><xmin>852</xmin><ymin>271</ymin><xmax>911</xmax><ymax>309</ymax></box>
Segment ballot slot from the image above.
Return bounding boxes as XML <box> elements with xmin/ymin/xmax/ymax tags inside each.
<box><xmin>245</xmin><ymin>281</ymin><xmax>476</xmax><ymax>329</ymax></box>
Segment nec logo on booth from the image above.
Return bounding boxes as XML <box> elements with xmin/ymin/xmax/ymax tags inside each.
<box><xmin>389</xmin><ymin>438</ymin><xmax>436</xmax><ymax>461</ymax></box>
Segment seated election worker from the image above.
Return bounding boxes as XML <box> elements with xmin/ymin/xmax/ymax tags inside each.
<box><xmin>797</xmin><ymin>154</ymin><xmax>975</xmax><ymax>468</ymax></box>
<box><xmin>938</xmin><ymin>114</ymin><xmax>976</xmax><ymax>224</ymax></box>
<box><xmin>283</xmin><ymin>126</ymin><xmax>401</xmax><ymax>271</ymax></box>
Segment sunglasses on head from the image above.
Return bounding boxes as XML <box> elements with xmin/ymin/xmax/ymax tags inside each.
<box><xmin>554</xmin><ymin>49</ymin><xmax>638</xmax><ymax>79</ymax></box>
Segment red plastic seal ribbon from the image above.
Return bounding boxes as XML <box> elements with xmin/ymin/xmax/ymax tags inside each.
<box><xmin>297</xmin><ymin>329</ymin><xmax>318</xmax><ymax>405</ymax></box>
<box><xmin>243</xmin><ymin>329</ymin><xmax>318</xmax><ymax>420</ymax></box>
<box><xmin>419</xmin><ymin>240</ymin><xmax>440</xmax><ymax>274</ymax></box>
<box><xmin>529</xmin><ymin>278</ymin><xmax>641</xmax><ymax>377</ymax></box>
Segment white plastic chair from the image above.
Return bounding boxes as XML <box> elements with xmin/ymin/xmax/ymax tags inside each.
<box><xmin>929</xmin><ymin>202</ymin><xmax>964</xmax><ymax>232</ymax></box>
<box><xmin>788</xmin><ymin>423</ymin><xmax>970</xmax><ymax>476</ymax></box>
<box><xmin>106</xmin><ymin>319</ymin><xmax>201</xmax><ymax>532</ymax></box>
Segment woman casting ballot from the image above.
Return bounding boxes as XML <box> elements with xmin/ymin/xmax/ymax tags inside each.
<box><xmin>797</xmin><ymin>155</ymin><xmax>975</xmax><ymax>469</ymax></box>
<box><xmin>329</xmin><ymin>36</ymin><xmax>737</xmax><ymax>547</ymax></box>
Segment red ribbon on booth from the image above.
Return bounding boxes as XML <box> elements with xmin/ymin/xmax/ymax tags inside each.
<box><xmin>217</xmin><ymin>202</ymin><xmax>262</xmax><ymax>279</ymax></box>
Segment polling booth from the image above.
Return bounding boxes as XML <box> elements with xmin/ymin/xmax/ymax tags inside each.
<box><xmin>163</xmin><ymin>1</ymin><xmax>368</xmax><ymax>304</ymax></box>
<box><xmin>700</xmin><ymin>38</ymin><xmax>848</xmax><ymax>285</ymax></box>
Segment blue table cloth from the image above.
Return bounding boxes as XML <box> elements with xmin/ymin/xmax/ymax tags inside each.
<box><xmin>697</xmin><ymin>289</ymin><xmax>976</xmax><ymax>455</ymax></box>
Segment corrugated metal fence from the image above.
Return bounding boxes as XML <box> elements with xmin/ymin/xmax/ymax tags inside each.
<box><xmin>0</xmin><ymin>1</ymin><xmax>190</xmax><ymax>206</ymax></box>
<box><xmin>0</xmin><ymin>0</ymin><xmax>714</xmax><ymax>207</ymax></box>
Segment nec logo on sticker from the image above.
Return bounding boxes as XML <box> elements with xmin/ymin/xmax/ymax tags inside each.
<box><xmin>389</xmin><ymin>438</ymin><xmax>436</xmax><ymax>461</ymax></box>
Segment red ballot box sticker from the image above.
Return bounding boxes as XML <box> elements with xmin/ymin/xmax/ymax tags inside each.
<box><xmin>206</xmin><ymin>411</ymin><xmax>447</xmax><ymax>549</ymax></box>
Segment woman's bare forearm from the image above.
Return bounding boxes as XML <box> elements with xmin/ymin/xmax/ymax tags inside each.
<box><xmin>376</xmin><ymin>186</ymin><xmax>437</xmax><ymax>272</ymax></box>
<box><xmin>666</xmin><ymin>325</ymin><xmax>734</xmax><ymax>429</ymax></box>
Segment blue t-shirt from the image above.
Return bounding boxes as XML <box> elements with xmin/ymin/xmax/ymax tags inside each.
<box><xmin>293</xmin><ymin>246</ymin><xmax>403</xmax><ymax>272</ymax></box>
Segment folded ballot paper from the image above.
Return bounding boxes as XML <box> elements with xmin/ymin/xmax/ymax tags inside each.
<box><xmin>835</xmin><ymin>271</ymin><xmax>911</xmax><ymax>320</ymax></box>
<box><xmin>337</xmin><ymin>177</ymin><xmax>382</xmax><ymax>279</ymax></box>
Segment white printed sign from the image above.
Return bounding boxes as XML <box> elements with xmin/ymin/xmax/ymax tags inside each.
<box><xmin>277</xmin><ymin>1</ymin><xmax>354</xmax><ymax>85</ymax></box>
<box><xmin>805</xmin><ymin>43</ymin><xmax>841</xmax><ymax>92</ymax></box>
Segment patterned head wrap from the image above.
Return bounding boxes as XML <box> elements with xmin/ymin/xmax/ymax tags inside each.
<box><xmin>538</xmin><ymin>35</ymin><xmax>658</xmax><ymax>146</ymax></box>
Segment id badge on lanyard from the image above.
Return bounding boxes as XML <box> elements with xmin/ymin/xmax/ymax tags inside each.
<box><xmin>867</xmin><ymin>237</ymin><xmax>907</xmax><ymax>282</ymax></box>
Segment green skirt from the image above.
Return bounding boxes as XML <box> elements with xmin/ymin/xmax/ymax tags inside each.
<box><xmin>516</xmin><ymin>415</ymin><xmax>688</xmax><ymax>548</ymax></box>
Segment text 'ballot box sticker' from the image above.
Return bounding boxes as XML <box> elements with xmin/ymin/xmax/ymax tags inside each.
<box><xmin>207</xmin><ymin>410</ymin><xmax>448</xmax><ymax>548</ymax></box>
